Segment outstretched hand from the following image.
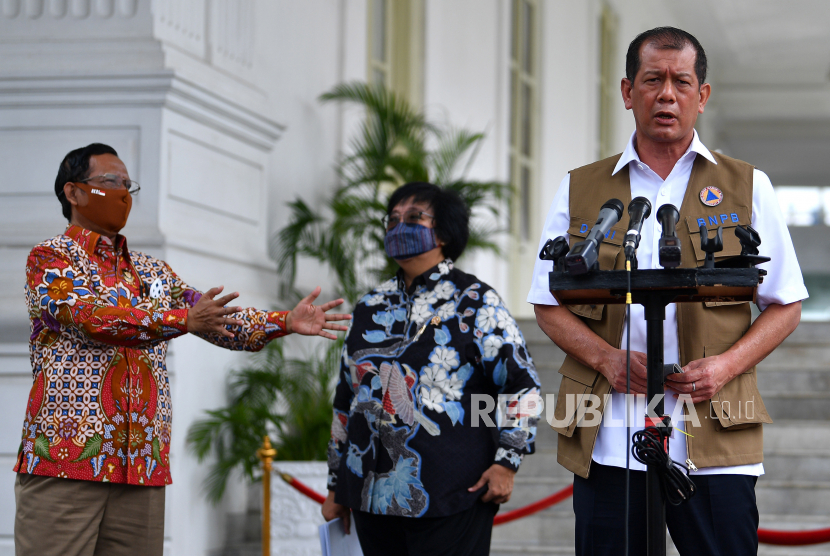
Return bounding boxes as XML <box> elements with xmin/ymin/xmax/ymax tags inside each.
<box><xmin>286</xmin><ymin>286</ymin><xmax>351</xmax><ymax>340</ymax></box>
<box><xmin>468</xmin><ymin>463</ymin><xmax>516</xmax><ymax>504</ymax></box>
<box><xmin>187</xmin><ymin>286</ymin><xmax>244</xmax><ymax>338</ymax></box>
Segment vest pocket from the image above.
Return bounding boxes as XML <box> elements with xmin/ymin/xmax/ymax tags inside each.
<box><xmin>705</xmin><ymin>343</ymin><xmax>773</xmax><ymax>431</ymax></box>
<box><xmin>568</xmin><ymin>304</ymin><xmax>604</xmax><ymax>320</ymax></box>
<box><xmin>564</xmin><ymin>219</ymin><xmax>624</xmax><ymax>320</ymax></box>
<box><xmin>685</xmin><ymin>213</ymin><xmax>753</xmax><ymax>308</ymax></box>
<box><xmin>684</xmin><ymin>213</ymin><xmax>747</xmax><ymax>263</ymax></box>
<box><xmin>552</xmin><ymin>358</ymin><xmax>600</xmax><ymax>437</ymax></box>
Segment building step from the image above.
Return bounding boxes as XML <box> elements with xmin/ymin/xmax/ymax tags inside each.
<box><xmin>221</xmin><ymin>544</ymin><xmax>261</xmax><ymax>556</ymax></box>
<box><xmin>757</xmin><ymin>513</ymin><xmax>830</xmax><ymax>555</ymax></box>
<box><xmin>757</xmin><ymin>547</ymin><xmax>830</xmax><ymax>556</ymax></box>
<box><xmin>491</xmin><ymin>546</ymin><xmax>576</xmax><ymax>556</ymax></box>
<box><xmin>758</xmin><ymin>346</ymin><xmax>830</xmax><ymax>371</ymax></box>
<box><xmin>764</xmin><ymin>420</ymin><xmax>830</xmax><ymax>451</ymax></box>
<box><xmin>528</xmin><ymin>352</ymin><xmax>567</xmax><ymax>371</ymax></box>
<box><xmin>781</xmin><ymin>323</ymin><xmax>830</xmax><ymax>345</ymax></box>
<box><xmin>763</xmin><ymin>395</ymin><xmax>830</xmax><ymax>420</ymax></box>
<box><xmin>759</xmin><ymin>369</ymin><xmax>830</xmax><ymax>394</ymax></box>
<box><xmin>756</xmin><ymin>482</ymin><xmax>830</xmax><ymax>515</ymax></box>
<box><xmin>491</xmin><ymin>509</ymin><xmax>575</xmax><ymax>548</ymax></box>
<box><xmin>502</xmin><ymin>322</ymin><xmax>830</xmax><ymax>556</ymax></box>
<box><xmin>763</xmin><ymin>453</ymin><xmax>830</xmax><ymax>483</ymax></box>
<box><xmin>517</xmin><ymin>451</ymin><xmax>571</xmax><ymax>479</ymax></box>
<box><xmin>495</xmin><ymin>527</ymin><xmax>830</xmax><ymax>556</ymax></box>
<box><xmin>760</xmin><ymin>513</ymin><xmax>830</xmax><ymax>529</ymax></box>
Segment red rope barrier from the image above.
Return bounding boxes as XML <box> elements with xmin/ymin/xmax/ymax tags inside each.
<box><xmin>758</xmin><ymin>527</ymin><xmax>830</xmax><ymax>546</ymax></box>
<box><xmin>493</xmin><ymin>484</ymin><xmax>574</xmax><ymax>525</ymax></box>
<box><xmin>280</xmin><ymin>474</ymin><xmax>830</xmax><ymax>545</ymax></box>
<box><xmin>279</xmin><ymin>472</ymin><xmax>327</xmax><ymax>504</ymax></box>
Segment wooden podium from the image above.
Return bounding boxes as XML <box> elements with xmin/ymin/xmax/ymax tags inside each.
<box><xmin>549</xmin><ymin>266</ymin><xmax>764</xmax><ymax>556</ymax></box>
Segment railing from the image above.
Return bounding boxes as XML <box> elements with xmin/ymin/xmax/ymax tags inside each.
<box><xmin>257</xmin><ymin>437</ymin><xmax>830</xmax><ymax>553</ymax></box>
<box><xmin>255</xmin><ymin>436</ymin><xmax>277</xmax><ymax>556</ymax></box>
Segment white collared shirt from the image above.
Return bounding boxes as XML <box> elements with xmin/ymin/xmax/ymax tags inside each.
<box><xmin>527</xmin><ymin>130</ymin><xmax>809</xmax><ymax>475</ymax></box>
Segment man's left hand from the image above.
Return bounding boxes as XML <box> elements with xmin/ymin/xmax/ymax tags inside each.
<box><xmin>666</xmin><ymin>354</ymin><xmax>732</xmax><ymax>404</ymax></box>
<box><xmin>286</xmin><ymin>286</ymin><xmax>351</xmax><ymax>340</ymax></box>
<box><xmin>468</xmin><ymin>464</ymin><xmax>516</xmax><ymax>504</ymax></box>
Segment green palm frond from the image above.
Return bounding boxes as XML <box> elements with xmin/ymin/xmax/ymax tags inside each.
<box><xmin>320</xmin><ymin>82</ymin><xmax>431</xmax><ymax>137</ymax></box>
<box><xmin>431</xmin><ymin>129</ymin><xmax>485</xmax><ymax>185</ymax></box>
<box><xmin>272</xmin><ymin>199</ymin><xmax>328</xmax><ymax>302</ymax></box>
<box><xmin>186</xmin><ymin>340</ymin><xmax>341</xmax><ymax>503</ymax></box>
<box><xmin>190</xmin><ymin>81</ymin><xmax>512</xmax><ymax>503</ymax></box>
<box><xmin>278</xmin><ymin>81</ymin><xmax>510</xmax><ymax>305</ymax></box>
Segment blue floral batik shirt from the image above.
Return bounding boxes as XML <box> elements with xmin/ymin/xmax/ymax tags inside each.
<box><xmin>327</xmin><ymin>260</ymin><xmax>541</xmax><ymax>518</ymax></box>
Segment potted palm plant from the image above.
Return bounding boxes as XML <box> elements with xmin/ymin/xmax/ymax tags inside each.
<box><xmin>188</xmin><ymin>81</ymin><xmax>510</xmax><ymax>554</ymax></box>
<box><xmin>273</xmin><ymin>81</ymin><xmax>510</xmax><ymax>305</ymax></box>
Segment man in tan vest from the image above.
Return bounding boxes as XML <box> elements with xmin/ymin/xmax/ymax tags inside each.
<box><xmin>527</xmin><ymin>27</ymin><xmax>807</xmax><ymax>555</ymax></box>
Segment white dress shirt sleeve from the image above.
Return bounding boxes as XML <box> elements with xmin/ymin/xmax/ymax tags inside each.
<box><xmin>526</xmin><ymin>174</ymin><xmax>571</xmax><ymax>306</ymax></box>
<box><xmin>751</xmin><ymin>169</ymin><xmax>810</xmax><ymax>311</ymax></box>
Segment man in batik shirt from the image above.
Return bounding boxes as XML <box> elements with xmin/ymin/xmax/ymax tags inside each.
<box><xmin>14</xmin><ymin>143</ymin><xmax>350</xmax><ymax>556</ymax></box>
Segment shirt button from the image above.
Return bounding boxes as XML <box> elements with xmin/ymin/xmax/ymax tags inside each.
<box><xmin>638</xmin><ymin>164</ymin><xmax>644</xmax><ymax>170</ymax></box>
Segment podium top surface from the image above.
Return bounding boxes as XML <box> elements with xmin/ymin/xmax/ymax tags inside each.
<box><xmin>548</xmin><ymin>267</ymin><xmax>760</xmax><ymax>306</ymax></box>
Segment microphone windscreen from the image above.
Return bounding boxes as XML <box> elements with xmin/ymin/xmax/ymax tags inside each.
<box><xmin>601</xmin><ymin>199</ymin><xmax>624</xmax><ymax>219</ymax></box>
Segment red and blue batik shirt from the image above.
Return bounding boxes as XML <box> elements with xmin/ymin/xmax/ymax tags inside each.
<box><xmin>14</xmin><ymin>225</ymin><xmax>289</xmax><ymax>486</ymax></box>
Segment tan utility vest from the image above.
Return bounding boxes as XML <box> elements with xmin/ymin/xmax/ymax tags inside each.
<box><xmin>551</xmin><ymin>151</ymin><xmax>773</xmax><ymax>478</ymax></box>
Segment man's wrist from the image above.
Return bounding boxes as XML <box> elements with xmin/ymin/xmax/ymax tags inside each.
<box><xmin>593</xmin><ymin>344</ymin><xmax>617</xmax><ymax>378</ymax></box>
<box><xmin>284</xmin><ymin>311</ymin><xmax>293</xmax><ymax>334</ymax></box>
<box><xmin>715</xmin><ymin>351</ymin><xmax>745</xmax><ymax>384</ymax></box>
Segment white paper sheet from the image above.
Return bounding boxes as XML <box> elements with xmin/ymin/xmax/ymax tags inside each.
<box><xmin>319</xmin><ymin>518</ymin><xmax>364</xmax><ymax>556</ymax></box>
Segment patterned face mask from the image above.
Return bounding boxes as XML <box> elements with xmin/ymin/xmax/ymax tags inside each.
<box><xmin>384</xmin><ymin>222</ymin><xmax>440</xmax><ymax>260</ymax></box>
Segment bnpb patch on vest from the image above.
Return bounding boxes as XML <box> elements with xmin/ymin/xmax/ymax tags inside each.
<box><xmin>699</xmin><ymin>186</ymin><xmax>724</xmax><ymax>207</ymax></box>
<box><xmin>696</xmin><ymin>213</ymin><xmax>740</xmax><ymax>228</ymax></box>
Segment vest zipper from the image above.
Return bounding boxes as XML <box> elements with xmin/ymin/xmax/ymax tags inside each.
<box><xmin>682</xmin><ymin>400</ymin><xmax>696</xmax><ymax>472</ymax></box>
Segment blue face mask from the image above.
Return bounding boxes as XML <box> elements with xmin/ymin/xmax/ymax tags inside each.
<box><xmin>384</xmin><ymin>222</ymin><xmax>440</xmax><ymax>260</ymax></box>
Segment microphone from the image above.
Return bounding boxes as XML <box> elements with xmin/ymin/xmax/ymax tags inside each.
<box><xmin>564</xmin><ymin>198</ymin><xmax>624</xmax><ymax>275</ymax></box>
<box><xmin>656</xmin><ymin>204</ymin><xmax>681</xmax><ymax>268</ymax></box>
<box><xmin>539</xmin><ymin>236</ymin><xmax>570</xmax><ymax>272</ymax></box>
<box><xmin>623</xmin><ymin>197</ymin><xmax>652</xmax><ymax>258</ymax></box>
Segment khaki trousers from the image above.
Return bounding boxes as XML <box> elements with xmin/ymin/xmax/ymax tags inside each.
<box><xmin>14</xmin><ymin>473</ymin><xmax>165</xmax><ymax>556</ymax></box>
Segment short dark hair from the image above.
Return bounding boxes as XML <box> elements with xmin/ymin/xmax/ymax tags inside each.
<box><xmin>55</xmin><ymin>143</ymin><xmax>119</xmax><ymax>221</ymax></box>
<box><xmin>386</xmin><ymin>182</ymin><xmax>470</xmax><ymax>261</ymax></box>
<box><xmin>625</xmin><ymin>27</ymin><xmax>707</xmax><ymax>86</ymax></box>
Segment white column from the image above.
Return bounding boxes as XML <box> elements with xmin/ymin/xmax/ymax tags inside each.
<box><xmin>0</xmin><ymin>2</ymin><xmax>283</xmax><ymax>555</ymax></box>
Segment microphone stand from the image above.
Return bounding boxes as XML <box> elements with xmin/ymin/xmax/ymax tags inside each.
<box><xmin>546</xmin><ymin>223</ymin><xmax>767</xmax><ymax>556</ymax></box>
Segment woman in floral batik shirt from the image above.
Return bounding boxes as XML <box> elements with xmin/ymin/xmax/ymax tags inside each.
<box><xmin>322</xmin><ymin>182</ymin><xmax>541</xmax><ymax>556</ymax></box>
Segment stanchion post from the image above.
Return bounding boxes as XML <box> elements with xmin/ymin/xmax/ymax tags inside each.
<box><xmin>257</xmin><ymin>436</ymin><xmax>277</xmax><ymax>556</ymax></box>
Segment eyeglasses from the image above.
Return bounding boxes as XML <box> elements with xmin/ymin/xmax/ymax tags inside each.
<box><xmin>382</xmin><ymin>210</ymin><xmax>434</xmax><ymax>231</ymax></box>
<box><xmin>77</xmin><ymin>174</ymin><xmax>140</xmax><ymax>195</ymax></box>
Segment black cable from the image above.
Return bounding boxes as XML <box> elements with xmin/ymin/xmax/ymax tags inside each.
<box><xmin>631</xmin><ymin>426</ymin><xmax>697</xmax><ymax>506</ymax></box>
<box><xmin>624</xmin><ymin>254</ymin><xmax>632</xmax><ymax>556</ymax></box>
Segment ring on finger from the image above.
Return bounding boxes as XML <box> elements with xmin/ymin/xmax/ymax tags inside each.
<box><xmin>692</xmin><ymin>381</ymin><xmax>696</xmax><ymax>392</ymax></box>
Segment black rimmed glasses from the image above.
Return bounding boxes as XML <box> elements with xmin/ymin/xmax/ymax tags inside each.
<box><xmin>381</xmin><ymin>210</ymin><xmax>434</xmax><ymax>231</ymax></box>
<box><xmin>78</xmin><ymin>174</ymin><xmax>140</xmax><ymax>195</ymax></box>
